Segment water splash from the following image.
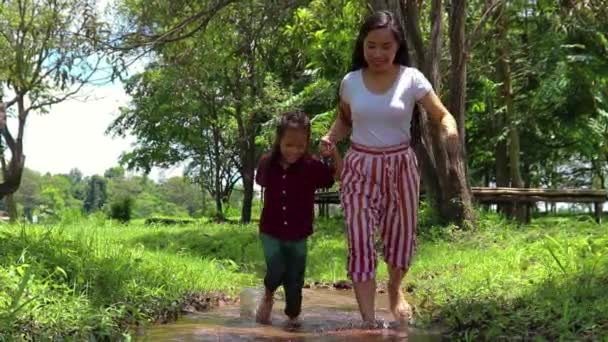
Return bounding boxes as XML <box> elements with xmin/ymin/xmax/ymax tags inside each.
<box><xmin>141</xmin><ymin>288</ymin><xmax>442</xmax><ymax>341</ymax></box>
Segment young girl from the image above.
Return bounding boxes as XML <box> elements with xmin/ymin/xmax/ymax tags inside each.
<box><xmin>255</xmin><ymin>111</ymin><xmax>342</xmax><ymax>326</ymax></box>
<box><xmin>320</xmin><ymin>11</ymin><xmax>461</xmax><ymax>326</ymax></box>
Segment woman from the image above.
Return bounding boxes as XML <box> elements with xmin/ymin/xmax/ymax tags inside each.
<box><xmin>320</xmin><ymin>10</ymin><xmax>460</xmax><ymax>325</ymax></box>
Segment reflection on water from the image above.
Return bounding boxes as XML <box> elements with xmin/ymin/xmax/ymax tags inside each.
<box><xmin>141</xmin><ymin>288</ymin><xmax>443</xmax><ymax>341</ymax></box>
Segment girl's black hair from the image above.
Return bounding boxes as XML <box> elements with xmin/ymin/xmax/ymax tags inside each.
<box><xmin>267</xmin><ymin>111</ymin><xmax>311</xmax><ymax>166</ymax></box>
<box><xmin>348</xmin><ymin>10</ymin><xmax>423</xmax><ymax>147</ymax></box>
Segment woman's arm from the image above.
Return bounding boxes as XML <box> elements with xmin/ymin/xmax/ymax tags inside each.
<box><xmin>419</xmin><ymin>91</ymin><xmax>459</xmax><ymax>138</ymax></box>
<box><xmin>321</xmin><ymin>101</ymin><xmax>352</xmax><ymax>157</ymax></box>
<box><xmin>331</xmin><ymin>148</ymin><xmax>343</xmax><ymax>180</ymax></box>
<box><xmin>419</xmin><ymin>91</ymin><xmax>462</xmax><ymax>161</ymax></box>
<box><xmin>324</xmin><ymin>101</ymin><xmax>352</xmax><ymax>144</ymax></box>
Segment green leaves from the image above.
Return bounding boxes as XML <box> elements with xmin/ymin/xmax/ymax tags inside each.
<box><xmin>465</xmin><ymin>0</ymin><xmax>608</xmax><ymax>188</ymax></box>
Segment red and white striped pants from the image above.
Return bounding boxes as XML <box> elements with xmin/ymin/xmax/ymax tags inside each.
<box><xmin>340</xmin><ymin>142</ymin><xmax>420</xmax><ymax>283</ymax></box>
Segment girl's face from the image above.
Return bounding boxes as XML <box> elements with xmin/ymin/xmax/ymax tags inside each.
<box><xmin>363</xmin><ymin>27</ymin><xmax>399</xmax><ymax>73</ymax></box>
<box><xmin>279</xmin><ymin>128</ymin><xmax>308</xmax><ymax>165</ymax></box>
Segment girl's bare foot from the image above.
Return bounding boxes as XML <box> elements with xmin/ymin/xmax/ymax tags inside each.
<box><xmin>255</xmin><ymin>293</ymin><xmax>274</xmax><ymax>325</ymax></box>
<box><xmin>287</xmin><ymin>316</ymin><xmax>301</xmax><ymax>328</ymax></box>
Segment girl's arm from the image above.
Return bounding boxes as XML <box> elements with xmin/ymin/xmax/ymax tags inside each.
<box><xmin>255</xmin><ymin>155</ymin><xmax>269</xmax><ymax>187</ymax></box>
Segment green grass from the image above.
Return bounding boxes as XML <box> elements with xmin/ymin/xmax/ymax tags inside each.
<box><xmin>409</xmin><ymin>213</ymin><xmax>608</xmax><ymax>340</ymax></box>
<box><xmin>0</xmin><ymin>212</ymin><xmax>607</xmax><ymax>340</ymax></box>
<box><xmin>0</xmin><ymin>219</ymin><xmax>257</xmax><ymax>340</ymax></box>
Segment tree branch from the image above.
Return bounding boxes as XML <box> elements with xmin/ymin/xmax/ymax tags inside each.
<box><xmin>469</xmin><ymin>0</ymin><xmax>503</xmax><ymax>49</ymax></box>
<box><xmin>3</xmin><ymin>96</ymin><xmax>19</xmax><ymax>109</ymax></box>
<box><xmin>1</xmin><ymin>127</ymin><xmax>17</xmax><ymax>155</ymax></box>
<box><xmin>29</xmin><ymin>10</ymin><xmax>58</xmax><ymax>88</ymax></box>
<box><xmin>25</xmin><ymin>57</ymin><xmax>103</xmax><ymax>115</ymax></box>
<box><xmin>106</xmin><ymin>0</ymin><xmax>236</xmax><ymax>51</ymax></box>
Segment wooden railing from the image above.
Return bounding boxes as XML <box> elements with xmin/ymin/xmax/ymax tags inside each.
<box><xmin>315</xmin><ymin>187</ymin><xmax>608</xmax><ymax>223</ymax></box>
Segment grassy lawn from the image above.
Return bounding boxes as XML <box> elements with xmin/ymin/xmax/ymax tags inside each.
<box><xmin>0</xmin><ymin>211</ymin><xmax>606</xmax><ymax>340</ymax></box>
<box><xmin>410</xmin><ymin>214</ymin><xmax>608</xmax><ymax>340</ymax></box>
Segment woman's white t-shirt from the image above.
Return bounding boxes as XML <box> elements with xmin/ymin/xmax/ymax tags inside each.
<box><xmin>340</xmin><ymin>66</ymin><xmax>432</xmax><ymax>147</ymax></box>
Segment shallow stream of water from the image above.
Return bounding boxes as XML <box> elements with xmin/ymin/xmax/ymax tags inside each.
<box><xmin>142</xmin><ymin>288</ymin><xmax>442</xmax><ymax>341</ymax></box>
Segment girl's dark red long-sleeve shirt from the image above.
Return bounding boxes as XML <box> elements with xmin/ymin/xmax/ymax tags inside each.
<box><xmin>256</xmin><ymin>154</ymin><xmax>335</xmax><ymax>241</ymax></box>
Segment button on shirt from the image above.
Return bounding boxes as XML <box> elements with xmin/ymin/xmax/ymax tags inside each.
<box><xmin>255</xmin><ymin>154</ymin><xmax>335</xmax><ymax>241</ymax></box>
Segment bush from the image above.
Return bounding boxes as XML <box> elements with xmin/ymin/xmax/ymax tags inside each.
<box><xmin>109</xmin><ymin>197</ymin><xmax>133</xmax><ymax>223</ymax></box>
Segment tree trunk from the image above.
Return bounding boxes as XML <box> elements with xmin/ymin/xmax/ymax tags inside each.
<box><xmin>212</xmin><ymin>126</ymin><xmax>224</xmax><ymax>219</ymax></box>
<box><xmin>215</xmin><ymin>193</ymin><xmax>223</xmax><ymax>219</ymax></box>
<box><xmin>0</xmin><ymin>99</ymin><xmax>26</xmax><ymax>200</ymax></box>
<box><xmin>5</xmin><ymin>195</ymin><xmax>18</xmax><ymax>222</ymax></box>
<box><xmin>0</xmin><ymin>140</ymin><xmax>18</xmax><ymax>222</ymax></box>
<box><xmin>443</xmin><ymin>0</ymin><xmax>474</xmax><ymax>226</ymax></box>
<box><xmin>491</xmin><ymin>73</ymin><xmax>511</xmax><ymax>216</ymax></box>
<box><xmin>201</xmin><ymin>187</ymin><xmax>207</xmax><ymax>214</ymax></box>
<box><xmin>428</xmin><ymin>0</ymin><xmax>443</xmax><ymax>92</ymax></box>
<box><xmin>496</xmin><ymin>1</ymin><xmax>526</xmax><ymax>223</ymax></box>
<box><xmin>240</xmin><ymin>133</ymin><xmax>256</xmax><ymax>223</ymax></box>
<box><xmin>449</xmin><ymin>0</ymin><xmax>467</xmax><ymax>146</ymax></box>
<box><xmin>401</xmin><ymin>0</ymin><xmax>426</xmax><ymax>68</ymax></box>
<box><xmin>508</xmin><ymin>117</ymin><xmax>526</xmax><ymax>222</ymax></box>
<box><xmin>592</xmin><ymin>157</ymin><xmax>605</xmax><ymax>189</ymax></box>
<box><xmin>371</xmin><ymin>0</ymin><xmax>475</xmax><ymax>228</ymax></box>
<box><xmin>411</xmin><ymin>0</ymin><xmax>444</xmax><ymax>222</ymax></box>
<box><xmin>495</xmin><ymin>135</ymin><xmax>511</xmax><ymax>215</ymax></box>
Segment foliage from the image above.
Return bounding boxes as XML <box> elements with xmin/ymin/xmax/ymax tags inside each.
<box><xmin>109</xmin><ymin>196</ymin><xmax>133</xmax><ymax>223</ymax></box>
<box><xmin>83</xmin><ymin>175</ymin><xmax>107</xmax><ymax>213</ymax></box>
<box><xmin>10</xmin><ymin>167</ymin><xmax>207</xmax><ymax>221</ymax></box>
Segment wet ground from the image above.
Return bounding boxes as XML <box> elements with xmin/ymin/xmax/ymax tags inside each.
<box><xmin>141</xmin><ymin>288</ymin><xmax>443</xmax><ymax>341</ymax></box>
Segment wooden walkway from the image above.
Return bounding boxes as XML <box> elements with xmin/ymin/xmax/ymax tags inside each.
<box><xmin>315</xmin><ymin>187</ymin><xmax>608</xmax><ymax>223</ymax></box>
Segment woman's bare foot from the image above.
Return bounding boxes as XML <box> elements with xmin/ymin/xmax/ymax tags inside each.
<box><xmin>353</xmin><ymin>279</ymin><xmax>376</xmax><ymax>323</ymax></box>
<box><xmin>255</xmin><ymin>292</ymin><xmax>274</xmax><ymax>325</ymax></box>
<box><xmin>387</xmin><ymin>265</ymin><xmax>412</xmax><ymax>325</ymax></box>
<box><xmin>360</xmin><ymin>319</ymin><xmax>387</xmax><ymax>330</ymax></box>
<box><xmin>389</xmin><ymin>290</ymin><xmax>412</xmax><ymax>323</ymax></box>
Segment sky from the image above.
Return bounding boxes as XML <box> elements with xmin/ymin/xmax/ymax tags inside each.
<box><xmin>2</xmin><ymin>0</ymin><xmax>184</xmax><ymax>181</ymax></box>
<box><xmin>18</xmin><ymin>82</ymin><xmax>183</xmax><ymax>180</ymax></box>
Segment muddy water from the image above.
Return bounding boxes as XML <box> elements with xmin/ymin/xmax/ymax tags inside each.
<box><xmin>142</xmin><ymin>289</ymin><xmax>443</xmax><ymax>341</ymax></box>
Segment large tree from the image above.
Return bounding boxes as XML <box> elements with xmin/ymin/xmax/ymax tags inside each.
<box><xmin>462</xmin><ymin>0</ymin><xmax>608</xmax><ymax>220</ymax></box>
<box><xmin>0</xmin><ymin>0</ymin><xmax>116</xmax><ymax>212</ymax></box>
<box><xmin>112</xmin><ymin>0</ymin><xmax>298</xmax><ymax>222</ymax></box>
<box><xmin>83</xmin><ymin>175</ymin><xmax>107</xmax><ymax>213</ymax></box>
<box><xmin>108</xmin><ymin>62</ymin><xmax>241</xmax><ymax>218</ymax></box>
<box><xmin>369</xmin><ymin>0</ymin><xmax>475</xmax><ymax>227</ymax></box>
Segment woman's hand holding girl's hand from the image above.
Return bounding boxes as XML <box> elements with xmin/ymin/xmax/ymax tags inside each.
<box><xmin>320</xmin><ymin>136</ymin><xmax>335</xmax><ymax>157</ymax></box>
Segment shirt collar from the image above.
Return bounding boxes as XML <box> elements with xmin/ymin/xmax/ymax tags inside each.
<box><xmin>272</xmin><ymin>154</ymin><xmax>308</xmax><ymax>172</ymax></box>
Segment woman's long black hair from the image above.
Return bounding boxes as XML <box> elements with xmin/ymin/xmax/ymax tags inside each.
<box><xmin>346</xmin><ymin>10</ymin><xmax>422</xmax><ymax>147</ymax></box>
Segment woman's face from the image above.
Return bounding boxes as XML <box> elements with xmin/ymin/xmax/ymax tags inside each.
<box><xmin>363</xmin><ymin>27</ymin><xmax>399</xmax><ymax>73</ymax></box>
